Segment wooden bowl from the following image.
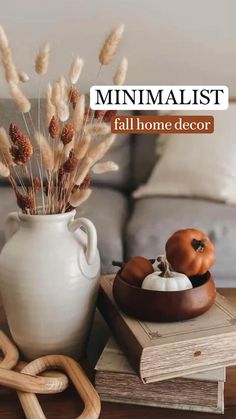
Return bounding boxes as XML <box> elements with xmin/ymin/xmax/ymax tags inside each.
<box><xmin>113</xmin><ymin>271</ymin><xmax>216</xmax><ymax>322</ymax></box>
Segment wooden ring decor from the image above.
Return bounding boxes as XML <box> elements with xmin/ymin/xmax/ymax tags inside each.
<box><xmin>0</xmin><ymin>330</ymin><xmax>19</xmax><ymax>370</ymax></box>
<box><xmin>113</xmin><ymin>270</ymin><xmax>216</xmax><ymax>322</ymax></box>
<box><xmin>17</xmin><ymin>354</ymin><xmax>101</xmax><ymax>419</ymax></box>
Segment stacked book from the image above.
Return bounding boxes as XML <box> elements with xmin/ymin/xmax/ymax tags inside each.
<box><xmin>95</xmin><ymin>275</ymin><xmax>236</xmax><ymax>414</ymax></box>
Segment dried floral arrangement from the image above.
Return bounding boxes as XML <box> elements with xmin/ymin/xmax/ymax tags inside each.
<box><xmin>0</xmin><ymin>24</ymin><xmax>128</xmax><ymax>214</ymax></box>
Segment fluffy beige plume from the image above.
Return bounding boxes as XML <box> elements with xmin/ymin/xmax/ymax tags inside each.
<box><xmin>75</xmin><ymin>134</ymin><xmax>116</xmax><ymax>185</ymax></box>
<box><xmin>46</xmin><ymin>83</ymin><xmax>56</xmax><ymax>125</ymax></box>
<box><xmin>73</xmin><ymin>94</ymin><xmax>85</xmax><ymax>132</ymax></box>
<box><xmin>0</xmin><ymin>161</ymin><xmax>9</xmax><ymax>177</ymax></box>
<box><xmin>51</xmin><ymin>81</ymin><xmax>61</xmax><ymax>106</ymax></box>
<box><xmin>69</xmin><ymin>56</ymin><xmax>84</xmax><ymax>84</ymax></box>
<box><xmin>0</xmin><ymin>127</ymin><xmax>13</xmax><ymax>165</ymax></box>
<box><xmin>35</xmin><ymin>42</ymin><xmax>50</xmax><ymax>75</ymax></box>
<box><xmin>0</xmin><ymin>25</ymin><xmax>8</xmax><ymax>50</ymax></box>
<box><xmin>85</xmin><ymin>122</ymin><xmax>111</xmax><ymax>136</ymax></box>
<box><xmin>92</xmin><ymin>161</ymin><xmax>119</xmax><ymax>174</ymax></box>
<box><xmin>75</xmin><ymin>157</ymin><xmax>93</xmax><ymax>186</ymax></box>
<box><xmin>74</xmin><ymin>133</ymin><xmax>92</xmax><ymax>160</ymax></box>
<box><xmin>35</xmin><ymin>131</ymin><xmax>54</xmax><ymax>171</ymax></box>
<box><xmin>99</xmin><ymin>24</ymin><xmax>125</xmax><ymax>65</ymax></box>
<box><xmin>1</xmin><ymin>47</ymin><xmax>19</xmax><ymax>83</ymax></box>
<box><xmin>18</xmin><ymin>71</ymin><xmax>29</xmax><ymax>83</ymax></box>
<box><xmin>57</xmin><ymin>100</ymin><xmax>69</xmax><ymax>122</ymax></box>
<box><xmin>9</xmin><ymin>82</ymin><xmax>31</xmax><ymax>113</ymax></box>
<box><xmin>69</xmin><ymin>187</ymin><xmax>91</xmax><ymax>208</ymax></box>
<box><xmin>87</xmin><ymin>134</ymin><xmax>116</xmax><ymax>162</ymax></box>
<box><xmin>113</xmin><ymin>57</ymin><xmax>128</xmax><ymax>85</ymax></box>
<box><xmin>59</xmin><ymin>76</ymin><xmax>69</xmax><ymax>101</ymax></box>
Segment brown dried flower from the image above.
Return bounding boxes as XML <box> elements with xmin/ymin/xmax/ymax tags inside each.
<box><xmin>69</xmin><ymin>86</ymin><xmax>80</xmax><ymax>109</ymax></box>
<box><xmin>61</xmin><ymin>122</ymin><xmax>74</xmax><ymax>145</ymax></box>
<box><xmin>9</xmin><ymin>123</ymin><xmax>33</xmax><ymax>165</ymax></box>
<box><xmin>49</xmin><ymin>115</ymin><xmax>60</xmax><ymax>139</ymax></box>
<box><xmin>63</xmin><ymin>150</ymin><xmax>78</xmax><ymax>173</ymax></box>
<box><xmin>16</xmin><ymin>190</ymin><xmax>34</xmax><ymax>213</ymax></box>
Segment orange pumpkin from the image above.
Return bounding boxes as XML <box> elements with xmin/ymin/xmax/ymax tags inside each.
<box><xmin>165</xmin><ymin>228</ymin><xmax>215</xmax><ymax>277</ymax></box>
<box><xmin>121</xmin><ymin>256</ymin><xmax>154</xmax><ymax>287</ymax></box>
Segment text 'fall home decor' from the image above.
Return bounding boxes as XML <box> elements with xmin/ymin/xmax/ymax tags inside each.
<box><xmin>0</xmin><ymin>24</ymin><xmax>127</xmax><ymax>360</ymax></box>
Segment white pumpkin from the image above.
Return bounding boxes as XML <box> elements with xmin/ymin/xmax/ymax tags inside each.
<box><xmin>142</xmin><ymin>271</ymin><xmax>193</xmax><ymax>291</ymax></box>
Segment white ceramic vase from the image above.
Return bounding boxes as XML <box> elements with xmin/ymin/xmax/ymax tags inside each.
<box><xmin>0</xmin><ymin>210</ymin><xmax>100</xmax><ymax>360</ymax></box>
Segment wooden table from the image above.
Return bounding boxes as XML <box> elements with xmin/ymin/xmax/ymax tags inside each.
<box><xmin>1</xmin><ymin>288</ymin><xmax>236</xmax><ymax>418</ymax></box>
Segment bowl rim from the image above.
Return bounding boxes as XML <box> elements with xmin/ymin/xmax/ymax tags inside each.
<box><xmin>115</xmin><ymin>270</ymin><xmax>213</xmax><ymax>295</ymax></box>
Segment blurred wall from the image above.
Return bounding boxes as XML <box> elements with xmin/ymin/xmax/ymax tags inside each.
<box><xmin>0</xmin><ymin>0</ymin><xmax>235</xmax><ymax>97</ymax></box>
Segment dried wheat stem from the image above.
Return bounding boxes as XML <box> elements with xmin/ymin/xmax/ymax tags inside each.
<box><xmin>69</xmin><ymin>187</ymin><xmax>92</xmax><ymax>207</ymax></box>
<box><xmin>9</xmin><ymin>82</ymin><xmax>31</xmax><ymax>113</ymax></box>
<box><xmin>35</xmin><ymin>42</ymin><xmax>50</xmax><ymax>75</ymax></box>
<box><xmin>69</xmin><ymin>56</ymin><xmax>84</xmax><ymax>84</ymax></box>
<box><xmin>99</xmin><ymin>24</ymin><xmax>125</xmax><ymax>65</ymax></box>
<box><xmin>113</xmin><ymin>56</ymin><xmax>128</xmax><ymax>85</ymax></box>
<box><xmin>92</xmin><ymin>161</ymin><xmax>119</xmax><ymax>174</ymax></box>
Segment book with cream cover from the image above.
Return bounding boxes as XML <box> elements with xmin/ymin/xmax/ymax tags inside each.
<box><xmin>95</xmin><ymin>337</ymin><xmax>225</xmax><ymax>414</ymax></box>
<box><xmin>98</xmin><ymin>275</ymin><xmax>236</xmax><ymax>383</ymax></box>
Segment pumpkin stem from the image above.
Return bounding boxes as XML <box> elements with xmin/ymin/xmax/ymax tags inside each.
<box><xmin>191</xmin><ymin>238</ymin><xmax>206</xmax><ymax>252</ymax></box>
<box><xmin>157</xmin><ymin>255</ymin><xmax>173</xmax><ymax>278</ymax></box>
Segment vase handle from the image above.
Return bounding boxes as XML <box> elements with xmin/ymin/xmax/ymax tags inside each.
<box><xmin>68</xmin><ymin>217</ymin><xmax>97</xmax><ymax>265</ymax></box>
<box><xmin>4</xmin><ymin>212</ymin><xmax>20</xmax><ymax>242</ymax></box>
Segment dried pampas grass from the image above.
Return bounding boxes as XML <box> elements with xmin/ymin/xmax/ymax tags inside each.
<box><xmin>0</xmin><ymin>161</ymin><xmax>9</xmax><ymax>177</ymax></box>
<box><xmin>69</xmin><ymin>187</ymin><xmax>91</xmax><ymax>207</ymax></box>
<box><xmin>0</xmin><ymin>127</ymin><xmax>13</xmax><ymax>165</ymax></box>
<box><xmin>74</xmin><ymin>133</ymin><xmax>91</xmax><ymax>160</ymax></box>
<box><xmin>35</xmin><ymin>131</ymin><xmax>54</xmax><ymax>171</ymax></box>
<box><xmin>0</xmin><ymin>24</ymin><xmax>125</xmax><ymax>214</ymax></box>
<box><xmin>0</xmin><ymin>25</ymin><xmax>8</xmax><ymax>50</ymax></box>
<box><xmin>73</xmin><ymin>94</ymin><xmax>85</xmax><ymax>132</ymax></box>
<box><xmin>59</xmin><ymin>76</ymin><xmax>69</xmax><ymax>101</ymax></box>
<box><xmin>35</xmin><ymin>42</ymin><xmax>50</xmax><ymax>75</ymax></box>
<box><xmin>99</xmin><ymin>24</ymin><xmax>125</xmax><ymax>65</ymax></box>
<box><xmin>1</xmin><ymin>46</ymin><xmax>19</xmax><ymax>84</ymax></box>
<box><xmin>113</xmin><ymin>57</ymin><xmax>128</xmax><ymax>85</ymax></box>
<box><xmin>57</xmin><ymin>100</ymin><xmax>69</xmax><ymax>122</ymax></box>
<box><xmin>9</xmin><ymin>82</ymin><xmax>31</xmax><ymax>113</ymax></box>
<box><xmin>75</xmin><ymin>157</ymin><xmax>93</xmax><ymax>186</ymax></box>
<box><xmin>69</xmin><ymin>56</ymin><xmax>84</xmax><ymax>84</ymax></box>
<box><xmin>87</xmin><ymin>134</ymin><xmax>116</xmax><ymax>162</ymax></box>
<box><xmin>85</xmin><ymin>122</ymin><xmax>111</xmax><ymax>136</ymax></box>
<box><xmin>92</xmin><ymin>161</ymin><xmax>119</xmax><ymax>174</ymax></box>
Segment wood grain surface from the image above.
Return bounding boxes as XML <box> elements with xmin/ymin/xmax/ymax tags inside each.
<box><xmin>0</xmin><ymin>288</ymin><xmax>235</xmax><ymax>419</ymax></box>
